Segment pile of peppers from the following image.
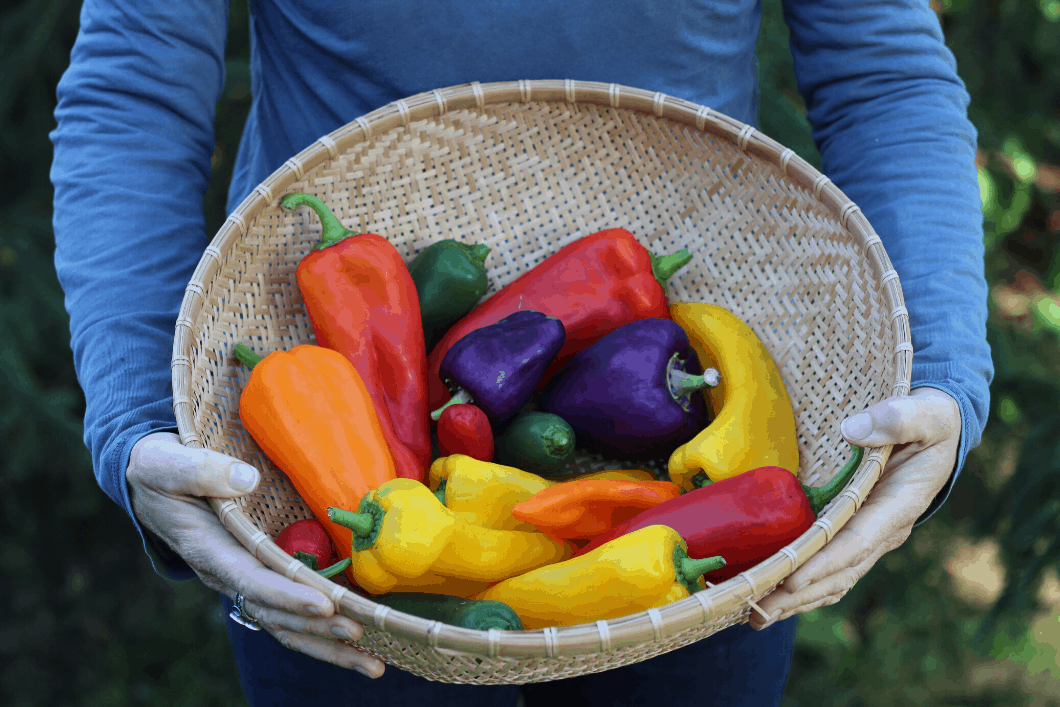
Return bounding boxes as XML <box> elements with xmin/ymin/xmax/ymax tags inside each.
<box><xmin>230</xmin><ymin>192</ymin><xmax>862</xmax><ymax>631</ymax></box>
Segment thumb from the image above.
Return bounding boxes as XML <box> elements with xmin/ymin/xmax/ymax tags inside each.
<box><xmin>129</xmin><ymin>432</ymin><xmax>261</xmax><ymax>499</ymax></box>
<box><xmin>839</xmin><ymin>388</ymin><xmax>956</xmax><ymax>449</ymax></box>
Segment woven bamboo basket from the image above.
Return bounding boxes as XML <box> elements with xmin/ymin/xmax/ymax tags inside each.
<box><xmin>172</xmin><ymin>79</ymin><xmax>911</xmax><ymax>684</ymax></box>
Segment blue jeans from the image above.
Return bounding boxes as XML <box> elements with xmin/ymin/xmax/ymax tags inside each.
<box><xmin>221</xmin><ymin>595</ymin><xmax>797</xmax><ymax>707</ymax></box>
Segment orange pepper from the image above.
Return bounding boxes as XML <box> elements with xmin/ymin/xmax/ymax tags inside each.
<box><xmin>234</xmin><ymin>343</ymin><xmax>396</xmax><ymax>581</ymax></box>
<box><xmin>510</xmin><ymin>479</ymin><xmax>683</xmax><ymax>540</ymax></box>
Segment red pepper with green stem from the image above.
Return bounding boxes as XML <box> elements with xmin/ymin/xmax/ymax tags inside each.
<box><xmin>574</xmin><ymin>444</ymin><xmax>865</xmax><ymax>583</ymax></box>
<box><xmin>282</xmin><ymin>192</ymin><xmax>430</xmax><ymax>482</ymax></box>
<box><xmin>425</xmin><ymin>228</ymin><xmax>692</xmax><ymax>410</ymax></box>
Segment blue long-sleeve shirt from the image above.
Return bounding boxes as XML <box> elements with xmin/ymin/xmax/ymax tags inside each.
<box><xmin>50</xmin><ymin>0</ymin><xmax>992</xmax><ymax>581</ymax></box>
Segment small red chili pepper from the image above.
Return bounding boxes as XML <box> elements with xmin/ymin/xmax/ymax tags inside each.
<box><xmin>437</xmin><ymin>404</ymin><xmax>494</xmax><ymax>462</ymax></box>
<box><xmin>275</xmin><ymin>518</ymin><xmax>335</xmax><ymax>571</ymax></box>
<box><xmin>574</xmin><ymin>445</ymin><xmax>865</xmax><ymax>583</ymax></box>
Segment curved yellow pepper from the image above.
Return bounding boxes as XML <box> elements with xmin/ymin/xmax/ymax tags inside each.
<box><xmin>668</xmin><ymin>303</ymin><xmax>800</xmax><ymax>491</ymax></box>
<box><xmin>428</xmin><ymin>455</ymin><xmax>655</xmax><ymax>531</ymax></box>
<box><xmin>328</xmin><ymin>479</ymin><xmax>572</xmax><ymax>595</ymax></box>
<box><xmin>473</xmin><ymin>524</ymin><xmax>724</xmax><ymax>630</ymax></box>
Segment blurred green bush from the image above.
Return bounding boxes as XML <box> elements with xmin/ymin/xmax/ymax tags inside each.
<box><xmin>2</xmin><ymin>0</ymin><xmax>1058</xmax><ymax>704</ymax></box>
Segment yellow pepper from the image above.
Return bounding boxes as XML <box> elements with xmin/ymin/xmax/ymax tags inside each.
<box><xmin>328</xmin><ymin>479</ymin><xmax>572</xmax><ymax>595</ymax></box>
<box><xmin>473</xmin><ymin>524</ymin><xmax>725</xmax><ymax>630</ymax></box>
<box><xmin>428</xmin><ymin>455</ymin><xmax>655</xmax><ymax>531</ymax></box>
<box><xmin>667</xmin><ymin>303</ymin><xmax>800</xmax><ymax>491</ymax></box>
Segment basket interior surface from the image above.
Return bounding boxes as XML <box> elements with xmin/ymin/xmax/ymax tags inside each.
<box><xmin>174</xmin><ymin>82</ymin><xmax>905</xmax><ymax>683</ymax></box>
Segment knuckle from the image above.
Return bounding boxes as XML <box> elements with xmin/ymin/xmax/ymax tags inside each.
<box><xmin>274</xmin><ymin>630</ymin><xmax>298</xmax><ymax>652</ymax></box>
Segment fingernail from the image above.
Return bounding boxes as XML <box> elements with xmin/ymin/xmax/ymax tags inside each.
<box><xmin>761</xmin><ymin>610</ymin><xmax>782</xmax><ymax>630</ymax></box>
<box><xmin>331</xmin><ymin>625</ymin><xmax>354</xmax><ymax>641</ymax></box>
<box><xmin>229</xmin><ymin>463</ymin><xmax>259</xmax><ymax>492</ymax></box>
<box><xmin>841</xmin><ymin>413</ymin><xmax>872</xmax><ymax>442</ymax></box>
<box><xmin>305</xmin><ymin>604</ymin><xmax>326</xmax><ymax>617</ymax></box>
<box><xmin>352</xmin><ymin>665</ymin><xmax>374</xmax><ymax>678</ymax></box>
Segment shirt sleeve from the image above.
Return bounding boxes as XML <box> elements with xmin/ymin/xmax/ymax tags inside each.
<box><xmin>50</xmin><ymin>0</ymin><xmax>230</xmax><ymax>579</ymax></box>
<box><xmin>780</xmin><ymin>0</ymin><xmax>993</xmax><ymax>524</ymax></box>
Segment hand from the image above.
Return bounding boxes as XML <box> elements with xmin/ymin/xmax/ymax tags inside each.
<box><xmin>127</xmin><ymin>432</ymin><xmax>385</xmax><ymax>677</ymax></box>
<box><xmin>750</xmin><ymin>387</ymin><xmax>961</xmax><ymax>630</ymax></box>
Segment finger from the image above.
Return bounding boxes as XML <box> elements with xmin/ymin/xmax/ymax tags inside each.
<box><xmin>188</xmin><ymin>536</ymin><xmax>338</xmax><ymax>618</ymax></box>
<box><xmin>268</xmin><ymin>628</ymin><xmax>386</xmax><ymax>678</ymax></box>
<box><xmin>129</xmin><ymin>432</ymin><xmax>260</xmax><ymax>499</ymax></box>
<box><xmin>840</xmin><ymin>388</ymin><xmax>959</xmax><ymax>450</ymax></box>
<box><xmin>242</xmin><ymin>597</ymin><xmax>366</xmax><ymax>643</ymax></box>
<box><xmin>753</xmin><ymin>540</ymin><xmax>888</xmax><ymax>630</ymax></box>
<box><xmin>782</xmin><ymin>490</ymin><xmax>915</xmax><ymax>594</ymax></box>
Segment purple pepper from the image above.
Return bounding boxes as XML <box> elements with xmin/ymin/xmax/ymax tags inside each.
<box><xmin>538</xmin><ymin>318</ymin><xmax>719</xmax><ymax>459</ymax></box>
<box><xmin>431</xmin><ymin>311</ymin><xmax>566</xmax><ymax>425</ymax></box>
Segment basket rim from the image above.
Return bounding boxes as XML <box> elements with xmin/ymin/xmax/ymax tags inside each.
<box><xmin>173</xmin><ymin>79</ymin><xmax>912</xmax><ymax>661</ymax></box>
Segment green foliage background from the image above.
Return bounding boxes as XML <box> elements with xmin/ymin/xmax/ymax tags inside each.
<box><xmin>3</xmin><ymin>0</ymin><xmax>1059</xmax><ymax>704</ymax></box>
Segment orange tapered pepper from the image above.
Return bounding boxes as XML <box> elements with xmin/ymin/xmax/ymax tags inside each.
<box><xmin>234</xmin><ymin>343</ymin><xmax>396</xmax><ymax>581</ymax></box>
<box><xmin>510</xmin><ymin>479</ymin><xmax>683</xmax><ymax>540</ymax></box>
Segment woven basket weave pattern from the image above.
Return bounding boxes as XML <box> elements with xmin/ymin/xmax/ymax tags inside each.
<box><xmin>173</xmin><ymin>80</ymin><xmax>910</xmax><ymax>683</ymax></box>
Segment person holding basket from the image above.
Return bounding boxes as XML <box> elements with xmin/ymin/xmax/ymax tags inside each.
<box><xmin>50</xmin><ymin>0</ymin><xmax>991</xmax><ymax>705</ymax></box>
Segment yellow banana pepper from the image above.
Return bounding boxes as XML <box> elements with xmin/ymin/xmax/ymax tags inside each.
<box><xmin>473</xmin><ymin>524</ymin><xmax>725</xmax><ymax>630</ymax></box>
<box><xmin>328</xmin><ymin>478</ymin><xmax>572</xmax><ymax>595</ymax></box>
<box><xmin>667</xmin><ymin>303</ymin><xmax>800</xmax><ymax>491</ymax></box>
<box><xmin>428</xmin><ymin>455</ymin><xmax>655</xmax><ymax>531</ymax></box>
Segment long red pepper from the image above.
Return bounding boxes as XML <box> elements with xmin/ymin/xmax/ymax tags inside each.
<box><xmin>574</xmin><ymin>444</ymin><xmax>865</xmax><ymax>583</ymax></box>
<box><xmin>425</xmin><ymin>229</ymin><xmax>692</xmax><ymax>410</ymax></box>
<box><xmin>282</xmin><ymin>192</ymin><xmax>431</xmax><ymax>482</ymax></box>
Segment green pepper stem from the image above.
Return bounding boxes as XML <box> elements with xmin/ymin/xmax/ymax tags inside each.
<box><xmin>802</xmin><ymin>443</ymin><xmax>866</xmax><ymax>516</ymax></box>
<box><xmin>650</xmin><ymin>249</ymin><xmax>693</xmax><ymax>295</ymax></box>
<box><xmin>316</xmin><ymin>558</ymin><xmax>352</xmax><ymax>579</ymax></box>
<box><xmin>681</xmin><ymin>555</ymin><xmax>726</xmax><ymax>578</ymax></box>
<box><xmin>673</xmin><ymin>543</ymin><xmax>725</xmax><ymax>594</ymax></box>
<box><xmin>430</xmin><ymin>389</ymin><xmax>474</xmax><ymax>421</ymax></box>
<box><xmin>279</xmin><ymin>192</ymin><xmax>357</xmax><ymax>251</ymax></box>
<box><xmin>434</xmin><ymin>478</ymin><xmax>448</xmax><ymax>506</ymax></box>
<box><xmin>668</xmin><ymin>367</ymin><xmax>720</xmax><ymax>399</ymax></box>
<box><xmin>233</xmin><ymin>343</ymin><xmax>263</xmax><ymax>370</ymax></box>
<box><xmin>465</xmin><ymin>243</ymin><xmax>491</xmax><ymax>267</ymax></box>
<box><xmin>293</xmin><ymin>550</ymin><xmax>320</xmax><ymax>571</ymax></box>
<box><xmin>327</xmin><ymin>507</ymin><xmax>375</xmax><ymax>537</ymax></box>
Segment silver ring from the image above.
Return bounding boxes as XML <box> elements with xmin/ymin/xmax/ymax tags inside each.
<box><xmin>230</xmin><ymin>593</ymin><xmax>262</xmax><ymax>631</ymax></box>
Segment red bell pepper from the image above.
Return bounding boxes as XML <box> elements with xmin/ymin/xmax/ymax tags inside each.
<box><xmin>282</xmin><ymin>192</ymin><xmax>431</xmax><ymax>482</ymax></box>
<box><xmin>425</xmin><ymin>229</ymin><xmax>692</xmax><ymax>410</ymax></box>
<box><xmin>573</xmin><ymin>445</ymin><xmax>865</xmax><ymax>583</ymax></box>
<box><xmin>437</xmin><ymin>404</ymin><xmax>495</xmax><ymax>462</ymax></box>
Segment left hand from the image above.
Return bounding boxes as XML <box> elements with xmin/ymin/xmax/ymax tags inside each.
<box><xmin>750</xmin><ymin>387</ymin><xmax>961</xmax><ymax>630</ymax></box>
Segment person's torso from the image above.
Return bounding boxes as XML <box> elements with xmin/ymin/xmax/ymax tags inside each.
<box><xmin>228</xmin><ymin>0</ymin><xmax>762</xmax><ymax>212</ymax></box>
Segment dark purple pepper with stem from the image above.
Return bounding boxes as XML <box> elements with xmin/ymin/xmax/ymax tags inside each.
<box><xmin>431</xmin><ymin>311</ymin><xmax>566</xmax><ymax>425</ymax></box>
<box><xmin>539</xmin><ymin>318</ymin><xmax>719</xmax><ymax>459</ymax></box>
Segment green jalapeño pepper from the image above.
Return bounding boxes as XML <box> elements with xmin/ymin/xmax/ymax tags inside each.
<box><xmin>408</xmin><ymin>240</ymin><xmax>491</xmax><ymax>352</ymax></box>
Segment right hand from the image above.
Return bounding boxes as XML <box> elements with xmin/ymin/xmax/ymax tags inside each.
<box><xmin>127</xmin><ymin>431</ymin><xmax>385</xmax><ymax>677</ymax></box>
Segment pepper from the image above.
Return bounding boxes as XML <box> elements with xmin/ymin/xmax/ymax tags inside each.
<box><xmin>437</xmin><ymin>404</ymin><xmax>494</xmax><ymax>462</ymax></box>
<box><xmin>432</xmin><ymin>311</ymin><xmax>566</xmax><ymax>425</ymax></box>
<box><xmin>275</xmin><ymin>518</ymin><xmax>335</xmax><ymax>571</ymax></box>
<box><xmin>408</xmin><ymin>240</ymin><xmax>491</xmax><ymax>352</ymax></box>
<box><xmin>473</xmin><ymin>524</ymin><xmax>725</xmax><ymax>630</ymax></box>
<box><xmin>369</xmin><ymin>593</ymin><xmax>524</xmax><ymax>631</ymax></box>
<box><xmin>428</xmin><ymin>455</ymin><xmax>656</xmax><ymax>532</ymax></box>
<box><xmin>575</xmin><ymin>445</ymin><xmax>865</xmax><ymax>582</ymax></box>
<box><xmin>281</xmin><ymin>192</ymin><xmax>430</xmax><ymax>482</ymax></box>
<box><xmin>540</xmin><ymin>318</ymin><xmax>717</xmax><ymax>459</ymax></box>
<box><xmin>491</xmin><ymin>411</ymin><xmax>576</xmax><ymax>477</ymax></box>
<box><xmin>426</xmin><ymin>229</ymin><xmax>693</xmax><ymax>410</ymax></box>
<box><xmin>510</xmin><ymin>479</ymin><xmax>684</xmax><ymax>540</ymax></box>
<box><xmin>233</xmin><ymin>343</ymin><xmax>396</xmax><ymax>583</ymax></box>
<box><xmin>667</xmin><ymin>303</ymin><xmax>800</xmax><ymax>491</ymax></box>
<box><xmin>327</xmin><ymin>479</ymin><xmax>572</xmax><ymax>594</ymax></box>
